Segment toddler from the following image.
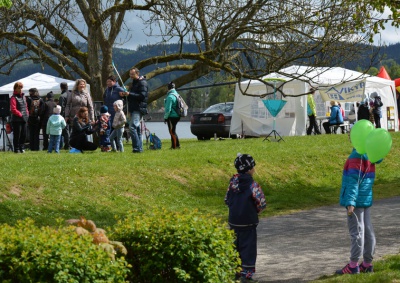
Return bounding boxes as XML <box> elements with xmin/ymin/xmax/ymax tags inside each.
<box><xmin>46</xmin><ymin>105</ymin><xmax>66</xmax><ymax>153</ymax></box>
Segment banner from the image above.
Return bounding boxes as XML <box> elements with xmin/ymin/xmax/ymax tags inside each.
<box><xmin>318</xmin><ymin>80</ymin><xmax>366</xmax><ymax>102</ymax></box>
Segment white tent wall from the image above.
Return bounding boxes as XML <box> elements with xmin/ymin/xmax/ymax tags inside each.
<box><xmin>231</xmin><ymin>66</ymin><xmax>398</xmax><ymax>137</ymax></box>
<box><xmin>0</xmin><ymin>73</ymin><xmax>90</xmax><ymax>97</ymax></box>
<box><xmin>231</xmin><ymin>79</ymin><xmax>309</xmax><ymax>137</ymax></box>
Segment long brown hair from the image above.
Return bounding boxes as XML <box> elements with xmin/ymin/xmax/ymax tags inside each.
<box><xmin>77</xmin><ymin>107</ymin><xmax>89</xmax><ymax>124</ymax></box>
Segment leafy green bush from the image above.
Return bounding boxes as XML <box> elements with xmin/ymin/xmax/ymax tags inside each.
<box><xmin>0</xmin><ymin>218</ymin><xmax>130</xmax><ymax>283</ymax></box>
<box><xmin>111</xmin><ymin>209</ymin><xmax>240</xmax><ymax>283</ymax></box>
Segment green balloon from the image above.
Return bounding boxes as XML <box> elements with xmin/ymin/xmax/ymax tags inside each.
<box><xmin>350</xmin><ymin>120</ymin><xmax>374</xmax><ymax>154</ymax></box>
<box><xmin>365</xmin><ymin>129</ymin><xmax>392</xmax><ymax>163</ymax></box>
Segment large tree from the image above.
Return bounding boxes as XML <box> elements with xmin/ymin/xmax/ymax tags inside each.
<box><xmin>0</xmin><ymin>0</ymin><xmax>399</xmax><ymax>102</ymax></box>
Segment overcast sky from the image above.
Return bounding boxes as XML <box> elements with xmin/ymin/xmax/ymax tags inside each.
<box><xmin>118</xmin><ymin>9</ymin><xmax>400</xmax><ymax>51</ymax></box>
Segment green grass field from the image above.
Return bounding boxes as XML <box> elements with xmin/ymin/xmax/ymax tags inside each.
<box><xmin>1</xmin><ymin>132</ymin><xmax>399</xmax><ymax>282</ymax></box>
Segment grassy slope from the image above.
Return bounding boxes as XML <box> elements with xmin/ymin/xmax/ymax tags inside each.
<box><xmin>1</xmin><ymin>132</ymin><xmax>399</xmax><ymax>229</ymax></box>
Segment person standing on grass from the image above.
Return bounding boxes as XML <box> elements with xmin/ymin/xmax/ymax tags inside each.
<box><xmin>336</xmin><ymin>132</ymin><xmax>382</xmax><ymax>275</ymax></box>
<box><xmin>306</xmin><ymin>87</ymin><xmax>321</xmax><ymax>135</ymax></box>
<box><xmin>164</xmin><ymin>82</ymin><xmax>181</xmax><ymax>149</ymax></box>
<box><xmin>120</xmin><ymin>67</ymin><xmax>148</xmax><ymax>153</ymax></box>
<box><xmin>46</xmin><ymin>105</ymin><xmax>66</xmax><ymax>153</ymax></box>
<box><xmin>225</xmin><ymin>153</ymin><xmax>266</xmax><ymax>282</ymax></box>
<box><xmin>58</xmin><ymin>82</ymin><xmax>71</xmax><ymax>150</ymax></box>
<box><xmin>110</xmin><ymin>100</ymin><xmax>126</xmax><ymax>152</ymax></box>
<box><xmin>10</xmin><ymin>81</ymin><xmax>29</xmax><ymax>153</ymax></box>
<box><xmin>26</xmin><ymin>88</ymin><xmax>45</xmax><ymax>151</ymax></box>
<box><xmin>41</xmin><ymin>91</ymin><xmax>57</xmax><ymax>151</ymax></box>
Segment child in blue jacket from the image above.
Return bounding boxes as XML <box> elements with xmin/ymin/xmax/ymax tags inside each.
<box><xmin>336</xmin><ymin>148</ymin><xmax>381</xmax><ymax>275</ymax></box>
<box><xmin>225</xmin><ymin>153</ymin><xmax>266</xmax><ymax>282</ymax></box>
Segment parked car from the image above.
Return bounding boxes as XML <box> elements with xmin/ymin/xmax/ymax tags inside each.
<box><xmin>190</xmin><ymin>102</ymin><xmax>237</xmax><ymax>140</ymax></box>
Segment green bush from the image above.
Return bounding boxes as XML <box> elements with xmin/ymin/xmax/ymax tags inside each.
<box><xmin>111</xmin><ymin>209</ymin><xmax>240</xmax><ymax>283</ymax></box>
<box><xmin>0</xmin><ymin>218</ymin><xmax>130</xmax><ymax>283</ymax></box>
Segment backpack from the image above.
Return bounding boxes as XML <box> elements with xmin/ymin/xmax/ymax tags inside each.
<box><xmin>149</xmin><ymin>133</ymin><xmax>162</xmax><ymax>150</ymax></box>
<box><xmin>173</xmin><ymin>93</ymin><xmax>188</xmax><ymax>117</ymax></box>
<box><xmin>29</xmin><ymin>99</ymin><xmax>41</xmax><ymax>117</ymax></box>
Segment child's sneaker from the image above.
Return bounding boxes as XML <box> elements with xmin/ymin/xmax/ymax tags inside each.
<box><xmin>335</xmin><ymin>263</ymin><xmax>360</xmax><ymax>274</ymax></box>
<box><xmin>359</xmin><ymin>262</ymin><xmax>373</xmax><ymax>273</ymax></box>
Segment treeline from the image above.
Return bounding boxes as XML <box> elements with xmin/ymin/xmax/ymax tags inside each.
<box><xmin>0</xmin><ymin>42</ymin><xmax>399</xmax><ymax>110</ymax></box>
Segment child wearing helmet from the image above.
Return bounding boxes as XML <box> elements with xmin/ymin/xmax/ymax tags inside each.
<box><xmin>225</xmin><ymin>153</ymin><xmax>267</xmax><ymax>282</ymax></box>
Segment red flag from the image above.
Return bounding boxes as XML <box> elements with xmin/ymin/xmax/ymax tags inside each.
<box><xmin>377</xmin><ymin>66</ymin><xmax>391</xmax><ymax>80</ymax></box>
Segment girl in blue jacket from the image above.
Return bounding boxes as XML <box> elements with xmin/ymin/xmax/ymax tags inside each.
<box><xmin>336</xmin><ymin>148</ymin><xmax>380</xmax><ymax>275</ymax></box>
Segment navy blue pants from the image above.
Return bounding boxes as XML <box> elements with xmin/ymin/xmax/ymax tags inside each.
<box><xmin>234</xmin><ymin>227</ymin><xmax>257</xmax><ymax>278</ymax></box>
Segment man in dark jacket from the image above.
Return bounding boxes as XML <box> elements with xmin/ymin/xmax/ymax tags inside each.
<box><xmin>121</xmin><ymin>68</ymin><xmax>148</xmax><ymax>153</ymax></box>
<box><xmin>58</xmin><ymin>82</ymin><xmax>71</xmax><ymax>150</ymax></box>
<box><xmin>26</xmin><ymin>88</ymin><xmax>45</xmax><ymax>151</ymax></box>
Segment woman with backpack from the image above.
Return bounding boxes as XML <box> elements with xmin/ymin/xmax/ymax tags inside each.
<box><xmin>27</xmin><ymin>88</ymin><xmax>45</xmax><ymax>151</ymax></box>
<box><xmin>164</xmin><ymin>82</ymin><xmax>180</xmax><ymax>149</ymax></box>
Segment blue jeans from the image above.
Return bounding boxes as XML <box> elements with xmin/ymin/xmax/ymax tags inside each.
<box><xmin>110</xmin><ymin>127</ymin><xmax>124</xmax><ymax>152</ymax></box>
<box><xmin>129</xmin><ymin>111</ymin><xmax>142</xmax><ymax>152</ymax></box>
<box><xmin>48</xmin><ymin>135</ymin><xmax>61</xmax><ymax>153</ymax></box>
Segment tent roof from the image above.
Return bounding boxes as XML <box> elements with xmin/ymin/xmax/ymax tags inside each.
<box><xmin>0</xmin><ymin>73</ymin><xmax>80</xmax><ymax>96</ymax></box>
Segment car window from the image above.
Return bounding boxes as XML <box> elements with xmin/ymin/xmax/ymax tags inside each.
<box><xmin>203</xmin><ymin>103</ymin><xmax>234</xmax><ymax>114</ymax></box>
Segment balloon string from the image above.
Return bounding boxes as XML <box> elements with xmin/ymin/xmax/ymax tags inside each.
<box><xmin>358</xmin><ymin>158</ymin><xmax>369</xmax><ymax>186</ymax></box>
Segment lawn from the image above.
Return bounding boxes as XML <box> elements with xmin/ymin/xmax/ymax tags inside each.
<box><xmin>1</xmin><ymin>132</ymin><xmax>399</xmax><ymax>228</ymax></box>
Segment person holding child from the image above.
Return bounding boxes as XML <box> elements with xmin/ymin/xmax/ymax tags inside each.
<box><xmin>69</xmin><ymin>107</ymin><xmax>97</xmax><ymax>152</ymax></box>
<box><xmin>109</xmin><ymin>100</ymin><xmax>126</xmax><ymax>152</ymax></box>
<box><xmin>46</xmin><ymin>105</ymin><xmax>66</xmax><ymax>153</ymax></box>
<box><xmin>225</xmin><ymin>153</ymin><xmax>267</xmax><ymax>282</ymax></box>
<box><xmin>97</xmin><ymin>105</ymin><xmax>112</xmax><ymax>152</ymax></box>
<box><xmin>336</xmin><ymin>131</ymin><xmax>382</xmax><ymax>275</ymax></box>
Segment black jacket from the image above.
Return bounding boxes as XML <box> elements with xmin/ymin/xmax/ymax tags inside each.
<box><xmin>127</xmin><ymin>76</ymin><xmax>148</xmax><ymax>114</ymax></box>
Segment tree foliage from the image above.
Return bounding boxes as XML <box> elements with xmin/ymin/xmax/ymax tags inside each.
<box><xmin>0</xmin><ymin>0</ymin><xmax>399</xmax><ymax>102</ymax></box>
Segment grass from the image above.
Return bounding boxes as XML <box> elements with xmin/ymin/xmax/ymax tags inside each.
<box><xmin>1</xmin><ymin>132</ymin><xmax>399</xmax><ymax>281</ymax></box>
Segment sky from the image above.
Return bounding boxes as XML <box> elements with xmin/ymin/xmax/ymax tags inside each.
<box><xmin>118</xmin><ymin>9</ymin><xmax>400</xmax><ymax>51</ymax></box>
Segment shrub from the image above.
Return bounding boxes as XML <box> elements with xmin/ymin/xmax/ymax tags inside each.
<box><xmin>0</xmin><ymin>218</ymin><xmax>130</xmax><ymax>283</ymax></box>
<box><xmin>111</xmin><ymin>209</ymin><xmax>241</xmax><ymax>283</ymax></box>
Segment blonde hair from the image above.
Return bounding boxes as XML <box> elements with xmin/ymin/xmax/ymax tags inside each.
<box><xmin>73</xmin><ymin>79</ymin><xmax>87</xmax><ymax>92</ymax></box>
<box><xmin>330</xmin><ymin>100</ymin><xmax>337</xmax><ymax>106</ymax></box>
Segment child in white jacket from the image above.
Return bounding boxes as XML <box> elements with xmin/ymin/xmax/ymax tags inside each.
<box><xmin>110</xmin><ymin>100</ymin><xmax>127</xmax><ymax>152</ymax></box>
<box><xmin>46</xmin><ymin>105</ymin><xmax>66</xmax><ymax>153</ymax></box>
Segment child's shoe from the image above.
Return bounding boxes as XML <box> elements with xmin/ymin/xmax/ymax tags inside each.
<box><xmin>359</xmin><ymin>262</ymin><xmax>373</xmax><ymax>273</ymax></box>
<box><xmin>335</xmin><ymin>263</ymin><xmax>360</xmax><ymax>274</ymax></box>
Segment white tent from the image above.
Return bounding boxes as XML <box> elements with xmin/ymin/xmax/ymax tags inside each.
<box><xmin>0</xmin><ymin>73</ymin><xmax>89</xmax><ymax>96</ymax></box>
<box><xmin>230</xmin><ymin>66</ymin><xmax>398</xmax><ymax>137</ymax></box>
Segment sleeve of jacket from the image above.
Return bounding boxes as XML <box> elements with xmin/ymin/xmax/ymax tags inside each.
<box><xmin>86</xmin><ymin>94</ymin><xmax>94</xmax><ymax>121</ymax></box>
<box><xmin>251</xmin><ymin>181</ymin><xmax>267</xmax><ymax>213</ymax></box>
<box><xmin>341</xmin><ymin>159</ymin><xmax>360</xmax><ymax>207</ymax></box>
<box><xmin>65</xmin><ymin>93</ymin><xmax>72</xmax><ymax>119</ymax></box>
<box><xmin>10</xmin><ymin>96</ymin><xmax>22</xmax><ymax>117</ymax></box>
<box><xmin>164</xmin><ymin>95</ymin><xmax>173</xmax><ymax>119</ymax></box>
<box><xmin>46</xmin><ymin>119</ymin><xmax>50</xmax><ymax>135</ymax></box>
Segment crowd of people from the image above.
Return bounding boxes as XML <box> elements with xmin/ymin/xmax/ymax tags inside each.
<box><xmin>306</xmin><ymin>88</ymin><xmax>387</xmax><ymax>135</ymax></box>
<box><xmin>8</xmin><ymin>67</ymin><xmax>185</xmax><ymax>153</ymax></box>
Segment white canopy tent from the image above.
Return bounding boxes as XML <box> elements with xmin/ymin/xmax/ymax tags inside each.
<box><xmin>0</xmin><ymin>73</ymin><xmax>88</xmax><ymax>96</ymax></box>
<box><xmin>230</xmin><ymin>66</ymin><xmax>398</xmax><ymax>137</ymax></box>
